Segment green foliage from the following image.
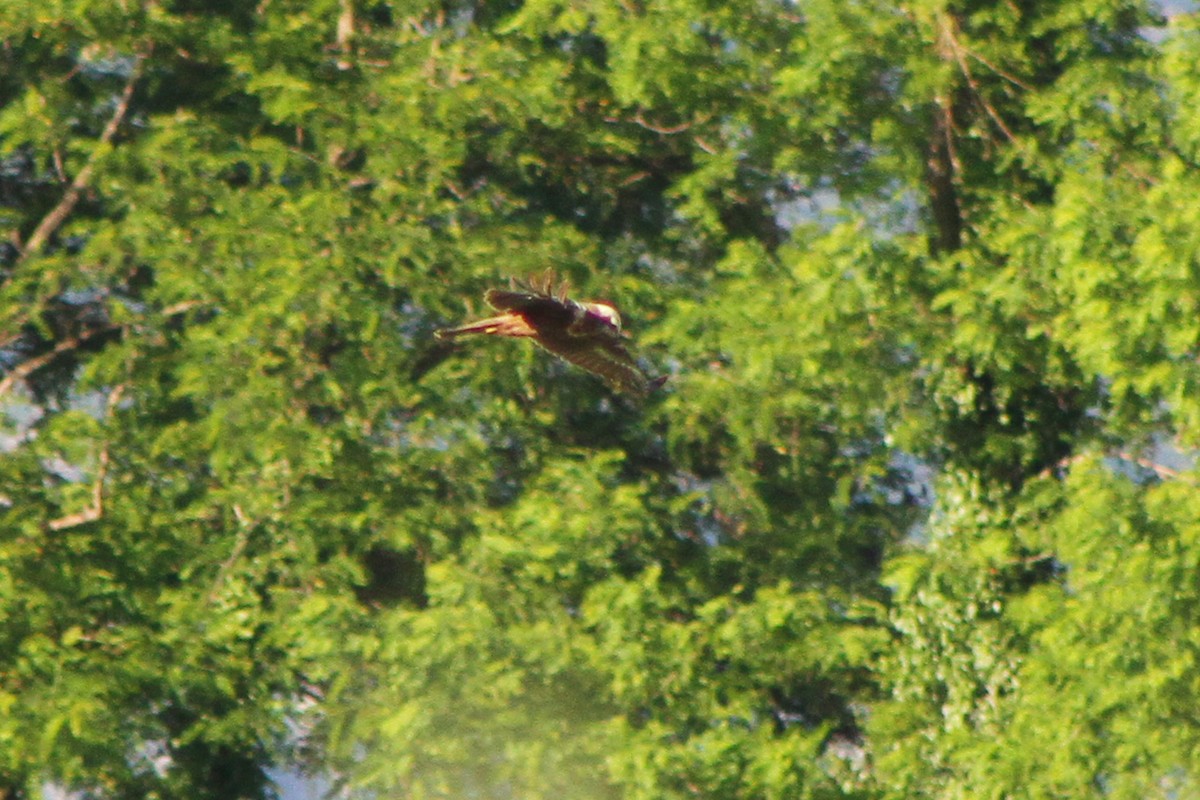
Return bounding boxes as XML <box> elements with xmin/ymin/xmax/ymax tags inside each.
<box><xmin>2</xmin><ymin>0</ymin><xmax>1199</xmax><ymax>798</ymax></box>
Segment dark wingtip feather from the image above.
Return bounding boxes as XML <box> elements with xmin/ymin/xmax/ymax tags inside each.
<box><xmin>505</xmin><ymin>270</ymin><xmax>572</xmax><ymax>302</ymax></box>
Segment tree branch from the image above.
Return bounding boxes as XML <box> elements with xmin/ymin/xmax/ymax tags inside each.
<box><xmin>925</xmin><ymin>95</ymin><xmax>963</xmax><ymax>255</ymax></box>
<box><xmin>19</xmin><ymin>55</ymin><xmax>143</xmax><ymax>261</ymax></box>
<box><xmin>207</xmin><ymin>504</ymin><xmax>253</xmax><ymax>603</ymax></box>
<box><xmin>1</xmin><ymin>301</ymin><xmax>204</xmax><ymax>400</ymax></box>
<box><xmin>47</xmin><ymin>384</ymin><xmax>125</xmax><ymax>532</ymax></box>
<box><xmin>938</xmin><ymin>15</ymin><xmax>1026</xmax><ymax>148</ymax></box>
<box><xmin>604</xmin><ymin>111</ymin><xmax>711</xmax><ymax>136</ymax></box>
<box><xmin>47</xmin><ymin>446</ymin><xmax>109</xmax><ymax>531</ymax></box>
<box><xmin>1038</xmin><ymin>449</ymin><xmax>1198</xmax><ymax>486</ymax></box>
<box><xmin>0</xmin><ymin>324</ymin><xmax>120</xmax><ymax>399</ymax></box>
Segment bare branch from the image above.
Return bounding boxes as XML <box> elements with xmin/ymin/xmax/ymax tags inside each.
<box><xmin>605</xmin><ymin>111</ymin><xmax>711</xmax><ymax>136</ymax></box>
<box><xmin>47</xmin><ymin>384</ymin><xmax>125</xmax><ymax>532</ymax></box>
<box><xmin>208</xmin><ymin>504</ymin><xmax>253</xmax><ymax>602</ymax></box>
<box><xmin>0</xmin><ymin>324</ymin><xmax>120</xmax><ymax>399</ymax></box>
<box><xmin>938</xmin><ymin>15</ymin><xmax>1022</xmax><ymax>147</ymax></box>
<box><xmin>1115</xmin><ymin>450</ymin><xmax>1195</xmax><ymax>484</ymax></box>
<box><xmin>631</xmin><ymin>112</ymin><xmax>706</xmax><ymax>135</ymax></box>
<box><xmin>336</xmin><ymin>0</ymin><xmax>355</xmax><ymax>49</ymax></box>
<box><xmin>47</xmin><ymin>446</ymin><xmax>108</xmax><ymax>531</ymax></box>
<box><xmin>0</xmin><ymin>331</ymin><xmax>24</xmax><ymax>352</ymax></box>
<box><xmin>19</xmin><ymin>55</ymin><xmax>144</xmax><ymax>261</ymax></box>
<box><xmin>159</xmin><ymin>299</ymin><xmax>204</xmax><ymax>317</ymax></box>
<box><xmin>334</xmin><ymin>0</ymin><xmax>355</xmax><ymax>70</ymax></box>
<box><xmin>965</xmin><ymin>50</ymin><xmax>1032</xmax><ymax>92</ymax></box>
<box><xmin>1038</xmin><ymin>449</ymin><xmax>1198</xmax><ymax>486</ymax></box>
<box><xmin>1</xmin><ymin>301</ymin><xmax>203</xmax><ymax>399</ymax></box>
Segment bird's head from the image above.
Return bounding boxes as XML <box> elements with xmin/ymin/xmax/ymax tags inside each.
<box><xmin>583</xmin><ymin>302</ymin><xmax>622</xmax><ymax>331</ymax></box>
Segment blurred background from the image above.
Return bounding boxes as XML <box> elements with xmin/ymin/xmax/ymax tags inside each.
<box><xmin>4</xmin><ymin>0</ymin><xmax>1200</xmax><ymax>797</ymax></box>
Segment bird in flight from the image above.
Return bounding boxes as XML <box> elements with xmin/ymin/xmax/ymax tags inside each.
<box><xmin>436</xmin><ymin>271</ymin><xmax>664</xmax><ymax>395</ymax></box>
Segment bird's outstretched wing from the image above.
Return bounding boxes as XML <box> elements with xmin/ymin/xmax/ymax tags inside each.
<box><xmin>435</xmin><ymin>270</ymin><xmax>664</xmax><ymax>396</ymax></box>
<box><xmin>540</xmin><ymin>334</ymin><xmax>660</xmax><ymax>395</ymax></box>
<box><xmin>482</xmin><ymin>270</ymin><xmax>578</xmax><ymax>322</ymax></box>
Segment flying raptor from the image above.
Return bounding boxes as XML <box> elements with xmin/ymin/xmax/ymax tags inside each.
<box><xmin>435</xmin><ymin>271</ymin><xmax>664</xmax><ymax>395</ymax></box>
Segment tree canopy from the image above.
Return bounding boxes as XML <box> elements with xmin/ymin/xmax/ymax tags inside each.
<box><xmin>3</xmin><ymin>0</ymin><xmax>1200</xmax><ymax>798</ymax></box>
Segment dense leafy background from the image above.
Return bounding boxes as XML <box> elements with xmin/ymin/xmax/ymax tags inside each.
<box><xmin>3</xmin><ymin>0</ymin><xmax>1200</xmax><ymax>798</ymax></box>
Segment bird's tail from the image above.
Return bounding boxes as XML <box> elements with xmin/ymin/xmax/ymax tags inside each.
<box><xmin>434</xmin><ymin>313</ymin><xmax>535</xmax><ymax>340</ymax></box>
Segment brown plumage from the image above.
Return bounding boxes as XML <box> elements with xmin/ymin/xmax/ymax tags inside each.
<box><xmin>436</xmin><ymin>271</ymin><xmax>664</xmax><ymax>395</ymax></box>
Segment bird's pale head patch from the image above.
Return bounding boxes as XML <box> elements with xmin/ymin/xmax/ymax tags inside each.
<box><xmin>584</xmin><ymin>302</ymin><xmax>622</xmax><ymax>330</ymax></box>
